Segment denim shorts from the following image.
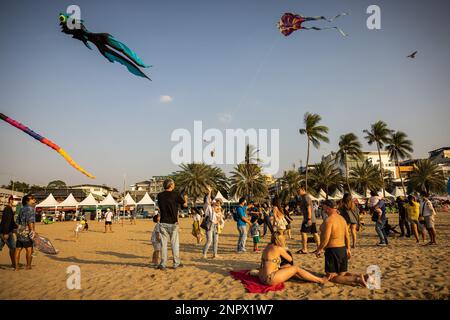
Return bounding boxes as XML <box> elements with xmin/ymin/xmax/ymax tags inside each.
<box><xmin>0</xmin><ymin>233</ymin><xmax>16</xmax><ymax>250</ymax></box>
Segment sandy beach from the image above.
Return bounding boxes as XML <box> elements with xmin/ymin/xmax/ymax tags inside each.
<box><xmin>0</xmin><ymin>212</ymin><xmax>449</xmax><ymax>300</ymax></box>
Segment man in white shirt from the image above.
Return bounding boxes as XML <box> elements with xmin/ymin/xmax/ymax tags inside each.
<box><xmin>420</xmin><ymin>191</ymin><xmax>437</xmax><ymax>245</ymax></box>
<box><xmin>104</xmin><ymin>208</ymin><xmax>114</xmax><ymax>233</ymax></box>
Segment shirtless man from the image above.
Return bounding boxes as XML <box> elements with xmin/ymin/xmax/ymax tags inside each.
<box><xmin>316</xmin><ymin>200</ymin><xmax>368</xmax><ymax>287</ymax></box>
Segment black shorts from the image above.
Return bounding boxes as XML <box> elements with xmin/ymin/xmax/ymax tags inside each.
<box><xmin>16</xmin><ymin>240</ymin><xmax>33</xmax><ymax>249</ymax></box>
<box><xmin>301</xmin><ymin>222</ymin><xmax>317</xmax><ymax>234</ymax></box>
<box><xmin>105</xmin><ymin>221</ymin><xmax>112</xmax><ymax>225</ymax></box>
<box><xmin>325</xmin><ymin>247</ymin><xmax>348</xmax><ymax>274</ymax></box>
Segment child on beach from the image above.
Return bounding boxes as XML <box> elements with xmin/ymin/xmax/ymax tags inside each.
<box><xmin>74</xmin><ymin>221</ymin><xmax>84</xmax><ymax>240</ymax></box>
<box><xmin>250</xmin><ymin>215</ymin><xmax>261</xmax><ymax>252</ymax></box>
<box><xmin>151</xmin><ymin>214</ymin><xmax>161</xmax><ymax>266</ymax></box>
<box><xmin>191</xmin><ymin>208</ymin><xmax>203</xmax><ymax>244</ymax></box>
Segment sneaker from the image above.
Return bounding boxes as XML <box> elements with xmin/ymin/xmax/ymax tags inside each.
<box><xmin>173</xmin><ymin>263</ymin><xmax>184</xmax><ymax>269</ymax></box>
<box><xmin>377</xmin><ymin>243</ymin><xmax>387</xmax><ymax>247</ymax></box>
<box><xmin>157</xmin><ymin>265</ymin><xmax>167</xmax><ymax>271</ymax></box>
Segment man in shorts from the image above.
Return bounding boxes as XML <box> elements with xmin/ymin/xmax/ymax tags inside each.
<box><xmin>420</xmin><ymin>191</ymin><xmax>437</xmax><ymax>245</ymax></box>
<box><xmin>0</xmin><ymin>196</ymin><xmax>18</xmax><ymax>268</ymax></box>
<box><xmin>104</xmin><ymin>208</ymin><xmax>114</xmax><ymax>233</ymax></box>
<box><xmin>15</xmin><ymin>194</ymin><xmax>36</xmax><ymax>271</ymax></box>
<box><xmin>296</xmin><ymin>184</ymin><xmax>320</xmax><ymax>254</ymax></box>
<box><xmin>316</xmin><ymin>200</ymin><xmax>368</xmax><ymax>287</ymax></box>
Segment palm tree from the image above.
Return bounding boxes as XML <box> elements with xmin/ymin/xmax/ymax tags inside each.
<box><xmin>408</xmin><ymin>159</ymin><xmax>446</xmax><ymax>194</ymax></box>
<box><xmin>299</xmin><ymin>112</ymin><xmax>329</xmax><ymax>192</ymax></box>
<box><xmin>363</xmin><ymin>121</ymin><xmax>392</xmax><ymax>197</ymax></box>
<box><xmin>172</xmin><ymin>163</ymin><xmax>228</xmax><ymax>205</ymax></box>
<box><xmin>229</xmin><ymin>163</ymin><xmax>269</xmax><ymax>202</ymax></box>
<box><xmin>349</xmin><ymin>160</ymin><xmax>383</xmax><ymax>196</ymax></box>
<box><xmin>308</xmin><ymin>158</ymin><xmax>343</xmax><ymax>199</ymax></box>
<box><xmin>385</xmin><ymin>131</ymin><xmax>413</xmax><ymax>196</ymax></box>
<box><xmin>336</xmin><ymin>133</ymin><xmax>363</xmax><ymax>192</ymax></box>
<box><xmin>244</xmin><ymin>144</ymin><xmax>261</xmax><ymax>165</ymax></box>
<box><xmin>278</xmin><ymin>170</ymin><xmax>303</xmax><ymax>204</ymax></box>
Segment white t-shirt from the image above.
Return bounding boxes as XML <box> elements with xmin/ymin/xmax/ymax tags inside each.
<box><xmin>420</xmin><ymin>200</ymin><xmax>435</xmax><ymax>217</ymax></box>
<box><xmin>193</xmin><ymin>213</ymin><xmax>201</xmax><ymax>222</ymax></box>
<box><xmin>105</xmin><ymin>211</ymin><xmax>113</xmax><ymax>222</ymax></box>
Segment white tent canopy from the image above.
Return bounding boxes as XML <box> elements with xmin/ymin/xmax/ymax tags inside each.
<box><xmin>137</xmin><ymin>192</ymin><xmax>155</xmax><ymax>206</ymax></box>
<box><xmin>378</xmin><ymin>190</ymin><xmax>394</xmax><ymax>198</ymax></box>
<box><xmin>121</xmin><ymin>193</ymin><xmax>136</xmax><ymax>206</ymax></box>
<box><xmin>99</xmin><ymin>193</ymin><xmax>119</xmax><ymax>206</ymax></box>
<box><xmin>36</xmin><ymin>193</ymin><xmax>59</xmax><ymax>208</ymax></box>
<box><xmin>319</xmin><ymin>189</ymin><xmax>327</xmax><ymax>199</ymax></box>
<box><xmin>392</xmin><ymin>187</ymin><xmax>406</xmax><ymax>198</ymax></box>
<box><xmin>332</xmin><ymin>189</ymin><xmax>344</xmax><ymax>199</ymax></box>
<box><xmin>78</xmin><ymin>193</ymin><xmax>99</xmax><ymax>206</ymax></box>
<box><xmin>57</xmin><ymin>193</ymin><xmax>79</xmax><ymax>207</ymax></box>
<box><xmin>214</xmin><ymin>191</ymin><xmax>229</xmax><ymax>203</ymax></box>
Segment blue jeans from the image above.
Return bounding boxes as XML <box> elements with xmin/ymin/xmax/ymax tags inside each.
<box><xmin>159</xmin><ymin>223</ymin><xmax>180</xmax><ymax>268</ymax></box>
<box><xmin>0</xmin><ymin>233</ymin><xmax>16</xmax><ymax>251</ymax></box>
<box><xmin>203</xmin><ymin>224</ymin><xmax>219</xmax><ymax>256</ymax></box>
<box><xmin>375</xmin><ymin>218</ymin><xmax>388</xmax><ymax>244</ymax></box>
<box><xmin>237</xmin><ymin>225</ymin><xmax>247</xmax><ymax>252</ymax></box>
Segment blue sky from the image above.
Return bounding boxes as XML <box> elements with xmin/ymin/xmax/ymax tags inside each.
<box><xmin>1</xmin><ymin>0</ymin><xmax>449</xmax><ymax>189</ymax></box>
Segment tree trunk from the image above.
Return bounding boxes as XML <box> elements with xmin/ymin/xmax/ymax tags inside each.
<box><xmin>377</xmin><ymin>143</ymin><xmax>386</xmax><ymax>197</ymax></box>
<box><xmin>345</xmin><ymin>152</ymin><xmax>351</xmax><ymax>193</ymax></box>
<box><xmin>305</xmin><ymin>138</ymin><xmax>310</xmax><ymax>192</ymax></box>
<box><xmin>325</xmin><ymin>186</ymin><xmax>329</xmax><ymax>200</ymax></box>
<box><xmin>397</xmin><ymin>158</ymin><xmax>406</xmax><ymax>196</ymax></box>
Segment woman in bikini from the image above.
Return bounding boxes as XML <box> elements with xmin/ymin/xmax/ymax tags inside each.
<box><xmin>258</xmin><ymin>231</ymin><xmax>327</xmax><ymax>285</ymax></box>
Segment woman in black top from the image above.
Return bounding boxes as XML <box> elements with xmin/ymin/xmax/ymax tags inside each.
<box><xmin>0</xmin><ymin>196</ymin><xmax>18</xmax><ymax>268</ymax></box>
<box><xmin>339</xmin><ymin>193</ymin><xmax>360</xmax><ymax>248</ymax></box>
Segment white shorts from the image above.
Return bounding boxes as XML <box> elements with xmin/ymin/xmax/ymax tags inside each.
<box><xmin>424</xmin><ymin>216</ymin><xmax>435</xmax><ymax>229</ymax></box>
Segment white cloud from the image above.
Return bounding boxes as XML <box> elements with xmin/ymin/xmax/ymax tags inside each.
<box><xmin>159</xmin><ymin>95</ymin><xmax>173</xmax><ymax>103</ymax></box>
<box><xmin>218</xmin><ymin>113</ymin><xmax>232</xmax><ymax>123</ymax></box>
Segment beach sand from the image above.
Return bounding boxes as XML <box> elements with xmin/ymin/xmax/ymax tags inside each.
<box><xmin>0</xmin><ymin>212</ymin><xmax>449</xmax><ymax>300</ymax></box>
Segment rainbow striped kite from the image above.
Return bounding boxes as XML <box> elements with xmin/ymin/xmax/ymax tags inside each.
<box><xmin>1</xmin><ymin>113</ymin><xmax>95</xmax><ymax>179</ymax></box>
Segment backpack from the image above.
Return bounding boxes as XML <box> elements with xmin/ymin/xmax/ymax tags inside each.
<box><xmin>232</xmin><ymin>208</ymin><xmax>240</xmax><ymax>222</ymax></box>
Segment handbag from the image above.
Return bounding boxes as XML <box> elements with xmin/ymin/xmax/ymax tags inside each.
<box><xmin>200</xmin><ymin>215</ymin><xmax>211</xmax><ymax>230</ymax></box>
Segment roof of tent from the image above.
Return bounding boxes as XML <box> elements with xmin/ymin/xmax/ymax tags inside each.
<box><xmin>121</xmin><ymin>193</ymin><xmax>137</xmax><ymax>206</ymax></box>
<box><xmin>78</xmin><ymin>193</ymin><xmax>99</xmax><ymax>206</ymax></box>
<box><xmin>392</xmin><ymin>187</ymin><xmax>406</xmax><ymax>198</ymax></box>
<box><xmin>99</xmin><ymin>193</ymin><xmax>118</xmax><ymax>206</ymax></box>
<box><xmin>36</xmin><ymin>193</ymin><xmax>59</xmax><ymax>207</ymax></box>
<box><xmin>378</xmin><ymin>190</ymin><xmax>394</xmax><ymax>198</ymax></box>
<box><xmin>57</xmin><ymin>193</ymin><xmax>79</xmax><ymax>207</ymax></box>
<box><xmin>214</xmin><ymin>191</ymin><xmax>229</xmax><ymax>203</ymax></box>
<box><xmin>137</xmin><ymin>192</ymin><xmax>155</xmax><ymax>205</ymax></box>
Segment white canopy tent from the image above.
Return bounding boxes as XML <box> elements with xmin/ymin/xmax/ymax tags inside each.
<box><xmin>351</xmin><ymin>190</ymin><xmax>364</xmax><ymax>199</ymax></box>
<box><xmin>137</xmin><ymin>192</ymin><xmax>155</xmax><ymax>206</ymax></box>
<box><xmin>99</xmin><ymin>193</ymin><xmax>119</xmax><ymax>207</ymax></box>
<box><xmin>319</xmin><ymin>189</ymin><xmax>327</xmax><ymax>199</ymax></box>
<box><xmin>378</xmin><ymin>190</ymin><xmax>395</xmax><ymax>198</ymax></box>
<box><xmin>78</xmin><ymin>193</ymin><xmax>99</xmax><ymax>206</ymax></box>
<box><xmin>331</xmin><ymin>189</ymin><xmax>344</xmax><ymax>200</ymax></box>
<box><xmin>36</xmin><ymin>193</ymin><xmax>59</xmax><ymax>208</ymax></box>
<box><xmin>214</xmin><ymin>191</ymin><xmax>229</xmax><ymax>203</ymax></box>
<box><xmin>392</xmin><ymin>187</ymin><xmax>406</xmax><ymax>198</ymax></box>
<box><xmin>120</xmin><ymin>193</ymin><xmax>137</xmax><ymax>206</ymax></box>
<box><xmin>57</xmin><ymin>193</ymin><xmax>79</xmax><ymax>208</ymax></box>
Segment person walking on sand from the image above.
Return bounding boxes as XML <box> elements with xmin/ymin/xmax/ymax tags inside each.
<box><xmin>236</xmin><ymin>197</ymin><xmax>252</xmax><ymax>253</ymax></box>
<box><xmin>104</xmin><ymin>208</ymin><xmax>114</xmax><ymax>233</ymax></box>
<box><xmin>315</xmin><ymin>200</ymin><xmax>369</xmax><ymax>287</ymax></box>
<box><xmin>420</xmin><ymin>191</ymin><xmax>437</xmax><ymax>245</ymax></box>
<box><xmin>0</xmin><ymin>196</ymin><xmax>18</xmax><ymax>269</ymax></box>
<box><xmin>258</xmin><ymin>231</ymin><xmax>326</xmax><ymax>286</ymax></box>
<box><xmin>156</xmin><ymin>179</ymin><xmax>188</xmax><ymax>270</ymax></box>
<box><xmin>202</xmin><ymin>188</ymin><xmax>223</xmax><ymax>259</ymax></box>
<box><xmin>404</xmin><ymin>195</ymin><xmax>426</xmax><ymax>243</ymax></box>
<box><xmin>296</xmin><ymin>184</ymin><xmax>320</xmax><ymax>254</ymax></box>
<box><xmin>191</xmin><ymin>207</ymin><xmax>203</xmax><ymax>244</ymax></box>
<box><xmin>15</xmin><ymin>194</ymin><xmax>37</xmax><ymax>271</ymax></box>
<box><xmin>339</xmin><ymin>193</ymin><xmax>360</xmax><ymax>248</ymax></box>
<box><xmin>396</xmin><ymin>196</ymin><xmax>411</xmax><ymax>238</ymax></box>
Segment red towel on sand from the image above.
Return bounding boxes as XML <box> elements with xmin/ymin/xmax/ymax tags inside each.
<box><xmin>230</xmin><ymin>270</ymin><xmax>285</xmax><ymax>293</ymax></box>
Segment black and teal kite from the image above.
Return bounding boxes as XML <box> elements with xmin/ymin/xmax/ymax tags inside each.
<box><xmin>59</xmin><ymin>13</ymin><xmax>151</xmax><ymax>80</ymax></box>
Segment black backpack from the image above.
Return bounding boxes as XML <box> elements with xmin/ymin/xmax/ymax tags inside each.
<box><xmin>232</xmin><ymin>208</ymin><xmax>240</xmax><ymax>222</ymax></box>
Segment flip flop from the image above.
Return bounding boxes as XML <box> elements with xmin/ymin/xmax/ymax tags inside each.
<box><xmin>296</xmin><ymin>249</ymin><xmax>308</xmax><ymax>254</ymax></box>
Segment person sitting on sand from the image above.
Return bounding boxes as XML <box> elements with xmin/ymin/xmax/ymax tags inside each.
<box><xmin>258</xmin><ymin>231</ymin><xmax>326</xmax><ymax>286</ymax></box>
<box><xmin>315</xmin><ymin>200</ymin><xmax>369</xmax><ymax>287</ymax></box>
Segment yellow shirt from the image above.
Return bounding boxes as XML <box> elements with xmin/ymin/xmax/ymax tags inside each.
<box><xmin>405</xmin><ymin>201</ymin><xmax>420</xmax><ymax>220</ymax></box>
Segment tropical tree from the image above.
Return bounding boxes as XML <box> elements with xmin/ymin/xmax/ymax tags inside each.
<box><xmin>385</xmin><ymin>131</ymin><xmax>413</xmax><ymax>196</ymax></box>
<box><xmin>336</xmin><ymin>133</ymin><xmax>363</xmax><ymax>192</ymax></box>
<box><xmin>299</xmin><ymin>112</ymin><xmax>329</xmax><ymax>192</ymax></box>
<box><xmin>244</xmin><ymin>144</ymin><xmax>261</xmax><ymax>165</ymax></box>
<box><xmin>363</xmin><ymin>121</ymin><xmax>392</xmax><ymax>197</ymax></box>
<box><xmin>172</xmin><ymin>163</ymin><xmax>228</xmax><ymax>205</ymax></box>
<box><xmin>229</xmin><ymin>163</ymin><xmax>269</xmax><ymax>202</ymax></box>
<box><xmin>47</xmin><ymin>180</ymin><xmax>67</xmax><ymax>189</ymax></box>
<box><xmin>408</xmin><ymin>159</ymin><xmax>446</xmax><ymax>194</ymax></box>
<box><xmin>308</xmin><ymin>158</ymin><xmax>343</xmax><ymax>199</ymax></box>
<box><xmin>278</xmin><ymin>170</ymin><xmax>303</xmax><ymax>204</ymax></box>
<box><xmin>349</xmin><ymin>160</ymin><xmax>383</xmax><ymax>196</ymax></box>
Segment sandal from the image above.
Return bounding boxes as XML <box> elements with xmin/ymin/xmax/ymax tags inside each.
<box><xmin>296</xmin><ymin>249</ymin><xmax>308</xmax><ymax>254</ymax></box>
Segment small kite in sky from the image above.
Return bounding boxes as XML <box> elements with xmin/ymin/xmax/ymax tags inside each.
<box><xmin>0</xmin><ymin>113</ymin><xmax>95</xmax><ymax>179</ymax></box>
<box><xmin>277</xmin><ymin>12</ymin><xmax>348</xmax><ymax>37</ymax></box>
<box><xmin>407</xmin><ymin>51</ymin><xmax>418</xmax><ymax>58</ymax></box>
<box><xmin>59</xmin><ymin>13</ymin><xmax>151</xmax><ymax>80</ymax></box>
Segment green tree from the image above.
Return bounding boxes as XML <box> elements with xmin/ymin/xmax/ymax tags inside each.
<box><xmin>349</xmin><ymin>160</ymin><xmax>383</xmax><ymax>196</ymax></box>
<box><xmin>308</xmin><ymin>158</ymin><xmax>343</xmax><ymax>199</ymax></box>
<box><xmin>336</xmin><ymin>133</ymin><xmax>363</xmax><ymax>193</ymax></box>
<box><xmin>229</xmin><ymin>164</ymin><xmax>269</xmax><ymax>202</ymax></box>
<box><xmin>385</xmin><ymin>131</ymin><xmax>413</xmax><ymax>196</ymax></box>
<box><xmin>278</xmin><ymin>170</ymin><xmax>303</xmax><ymax>204</ymax></box>
<box><xmin>1</xmin><ymin>180</ymin><xmax>31</xmax><ymax>193</ymax></box>
<box><xmin>363</xmin><ymin>121</ymin><xmax>392</xmax><ymax>197</ymax></box>
<box><xmin>47</xmin><ymin>180</ymin><xmax>67</xmax><ymax>189</ymax></box>
<box><xmin>172</xmin><ymin>163</ymin><xmax>228</xmax><ymax>205</ymax></box>
<box><xmin>408</xmin><ymin>159</ymin><xmax>446</xmax><ymax>194</ymax></box>
<box><xmin>299</xmin><ymin>112</ymin><xmax>329</xmax><ymax>192</ymax></box>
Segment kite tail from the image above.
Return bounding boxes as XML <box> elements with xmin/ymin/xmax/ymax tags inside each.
<box><xmin>303</xmin><ymin>26</ymin><xmax>348</xmax><ymax>37</ymax></box>
<box><xmin>324</xmin><ymin>12</ymin><xmax>349</xmax><ymax>22</ymax></box>
<box><xmin>106</xmin><ymin>36</ymin><xmax>150</xmax><ymax>68</ymax></box>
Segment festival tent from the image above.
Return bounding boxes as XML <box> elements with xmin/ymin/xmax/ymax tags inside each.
<box><xmin>392</xmin><ymin>187</ymin><xmax>406</xmax><ymax>198</ymax></box>
<box><xmin>120</xmin><ymin>193</ymin><xmax>137</xmax><ymax>206</ymax></box>
<box><xmin>99</xmin><ymin>193</ymin><xmax>119</xmax><ymax>210</ymax></box>
<box><xmin>36</xmin><ymin>193</ymin><xmax>59</xmax><ymax>208</ymax></box>
<box><xmin>137</xmin><ymin>192</ymin><xmax>155</xmax><ymax>206</ymax></box>
<box><xmin>351</xmin><ymin>191</ymin><xmax>364</xmax><ymax>199</ymax></box>
<box><xmin>319</xmin><ymin>189</ymin><xmax>327</xmax><ymax>199</ymax></box>
<box><xmin>214</xmin><ymin>191</ymin><xmax>229</xmax><ymax>203</ymax></box>
<box><xmin>309</xmin><ymin>193</ymin><xmax>321</xmax><ymax>201</ymax></box>
<box><xmin>78</xmin><ymin>193</ymin><xmax>99</xmax><ymax>207</ymax></box>
<box><xmin>57</xmin><ymin>193</ymin><xmax>79</xmax><ymax>209</ymax></box>
<box><xmin>332</xmin><ymin>189</ymin><xmax>344</xmax><ymax>199</ymax></box>
<box><xmin>378</xmin><ymin>190</ymin><xmax>394</xmax><ymax>198</ymax></box>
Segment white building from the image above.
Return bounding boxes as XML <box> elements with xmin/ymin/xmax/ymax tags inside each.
<box><xmin>70</xmin><ymin>184</ymin><xmax>119</xmax><ymax>199</ymax></box>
